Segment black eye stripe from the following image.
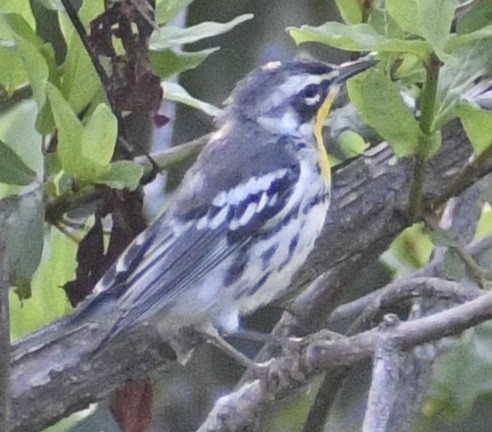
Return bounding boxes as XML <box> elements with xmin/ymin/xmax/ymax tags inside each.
<box><xmin>299</xmin><ymin>84</ymin><xmax>319</xmax><ymax>99</ymax></box>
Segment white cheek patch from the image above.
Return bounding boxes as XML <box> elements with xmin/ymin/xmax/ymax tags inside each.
<box><xmin>279</xmin><ymin>109</ymin><xmax>299</xmax><ymax>133</ymax></box>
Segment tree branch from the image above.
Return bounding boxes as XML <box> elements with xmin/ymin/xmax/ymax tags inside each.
<box><xmin>10</xmin><ymin>120</ymin><xmax>492</xmax><ymax>431</ymax></box>
<box><xmin>198</xmin><ymin>288</ymin><xmax>492</xmax><ymax>432</ymax></box>
<box><xmin>315</xmin><ymin>187</ymin><xmax>489</xmax><ymax>432</ymax></box>
<box><xmin>346</xmin><ymin>276</ymin><xmax>484</xmax><ymax>336</ymax></box>
<box><xmin>362</xmin><ymin>311</ymin><xmax>435</xmax><ymax>432</ymax></box>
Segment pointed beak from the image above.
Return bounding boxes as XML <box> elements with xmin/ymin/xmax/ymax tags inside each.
<box><xmin>334</xmin><ymin>55</ymin><xmax>378</xmax><ymax>83</ymax></box>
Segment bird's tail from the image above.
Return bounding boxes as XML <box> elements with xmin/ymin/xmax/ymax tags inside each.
<box><xmin>11</xmin><ymin>295</ymin><xmax>121</xmax><ymax>361</ymax></box>
<box><xmin>11</xmin><ymin>314</ymin><xmax>80</xmax><ymax>361</ymax></box>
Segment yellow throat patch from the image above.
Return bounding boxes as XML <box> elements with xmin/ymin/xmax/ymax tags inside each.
<box><xmin>314</xmin><ymin>88</ymin><xmax>335</xmax><ymax>185</ymax></box>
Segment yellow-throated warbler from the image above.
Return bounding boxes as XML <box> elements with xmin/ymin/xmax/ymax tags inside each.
<box><xmin>56</xmin><ymin>57</ymin><xmax>377</xmax><ymax>344</ymax></box>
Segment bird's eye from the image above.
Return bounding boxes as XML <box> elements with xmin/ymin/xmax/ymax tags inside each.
<box><xmin>300</xmin><ymin>84</ymin><xmax>319</xmax><ymax>99</ymax></box>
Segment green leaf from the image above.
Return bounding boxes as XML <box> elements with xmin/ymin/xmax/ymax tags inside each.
<box><xmin>347</xmin><ymin>69</ymin><xmax>422</xmax><ymax>156</ymax></box>
<box><xmin>0</xmin><ymin>13</ymin><xmax>50</xmax><ymax>108</ymax></box>
<box><xmin>381</xmin><ymin>224</ymin><xmax>432</xmax><ymax>273</ymax></box>
<box><xmin>58</xmin><ymin>0</ymin><xmax>104</xmax><ymax>35</ymax></box>
<box><xmin>369</xmin><ymin>6</ymin><xmax>406</xmax><ymax>39</ymax></box>
<box><xmin>446</xmin><ymin>24</ymin><xmax>492</xmax><ymax>50</ymax></box>
<box><xmin>434</xmin><ymin>39</ymin><xmax>492</xmax><ymax>129</ymax></box>
<box><xmin>0</xmin><ymin>100</ymin><xmax>42</xmax><ymax>195</ymax></box>
<box><xmin>386</xmin><ymin>0</ymin><xmax>418</xmax><ymax>34</ymax></box>
<box><xmin>0</xmin><ymin>0</ymin><xmax>35</xmax><ymax>29</ymax></box>
<box><xmin>150</xmin><ymin>47</ymin><xmax>218</xmax><ymax>78</ymax></box>
<box><xmin>337</xmin><ymin>130</ymin><xmax>368</xmax><ymax>158</ymax></box>
<box><xmin>0</xmin><ymin>12</ymin><xmax>59</xmax><ymax>134</ymax></box>
<box><xmin>377</xmin><ymin>0</ymin><xmax>454</xmax><ymax>53</ymax></box>
<box><xmin>60</xmin><ymin>27</ymin><xmax>100</xmax><ymax>114</ymax></box>
<box><xmin>0</xmin><ymin>187</ymin><xmax>44</xmax><ymax>292</ymax></box>
<box><xmin>98</xmin><ymin>160</ymin><xmax>143</xmax><ymax>191</ymax></box>
<box><xmin>443</xmin><ymin>248</ymin><xmax>466</xmax><ymax>280</ymax></box>
<box><xmin>335</xmin><ymin>0</ymin><xmax>362</xmax><ymax>24</ymax></box>
<box><xmin>48</xmin><ymin>84</ymin><xmax>116</xmax><ymax>182</ymax></box>
<box><xmin>456</xmin><ymin>104</ymin><xmax>492</xmax><ymax>155</ymax></box>
<box><xmin>0</xmin><ymin>140</ymin><xmax>36</xmax><ymax>186</ymax></box>
<box><xmin>0</xmin><ymin>42</ymin><xmax>28</xmax><ymax>93</ymax></box>
<box><xmin>457</xmin><ymin>0</ymin><xmax>492</xmax><ymax>34</ymax></box>
<box><xmin>393</xmin><ymin>54</ymin><xmax>426</xmax><ymax>83</ymax></box>
<box><xmin>156</xmin><ymin>0</ymin><xmax>194</xmax><ymax>24</ymax></box>
<box><xmin>163</xmin><ymin>81</ymin><xmax>221</xmax><ymax>117</ymax></box>
<box><xmin>289</xmin><ymin>22</ymin><xmax>432</xmax><ymax>57</ymax></box>
<box><xmin>150</xmin><ymin>14</ymin><xmax>254</xmax><ymax>50</ymax></box>
<box><xmin>429</xmin><ymin>226</ymin><xmax>455</xmax><ymax>247</ymax></box>
<box><xmin>14</xmin><ymin>35</ymin><xmax>50</xmax><ymax>109</ymax></box>
<box><xmin>56</xmin><ymin>0</ymin><xmax>104</xmax><ymax>115</ymax></box>
<box><xmin>80</xmin><ymin>103</ymin><xmax>117</xmax><ymax>169</ymax></box>
<box><xmin>416</xmin><ymin>0</ymin><xmax>454</xmax><ymax>51</ymax></box>
<box><xmin>475</xmin><ymin>208</ymin><xmax>492</xmax><ymax>239</ymax></box>
<box><xmin>10</xmin><ymin>227</ymin><xmax>75</xmax><ymax>339</ymax></box>
<box><xmin>47</xmin><ymin>82</ymin><xmax>83</xmax><ymax>171</ymax></box>
<box><xmin>429</xmin><ymin>322</ymin><xmax>492</xmax><ymax>419</ymax></box>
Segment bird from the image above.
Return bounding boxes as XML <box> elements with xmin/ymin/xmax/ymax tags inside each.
<box><xmin>17</xmin><ymin>56</ymin><xmax>377</xmax><ymax>355</ymax></box>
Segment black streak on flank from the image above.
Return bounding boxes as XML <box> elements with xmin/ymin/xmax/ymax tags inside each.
<box><xmin>260</xmin><ymin>244</ymin><xmax>277</xmax><ymax>270</ymax></box>
<box><xmin>223</xmin><ymin>251</ymin><xmax>248</xmax><ymax>286</ymax></box>
<box><xmin>288</xmin><ymin>234</ymin><xmax>299</xmax><ymax>256</ymax></box>
<box><xmin>248</xmin><ymin>272</ymin><xmax>271</xmax><ymax>296</ymax></box>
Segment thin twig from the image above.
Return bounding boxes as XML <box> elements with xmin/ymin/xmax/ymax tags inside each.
<box><xmin>328</xmin><ymin>235</ymin><xmax>492</xmax><ymax>327</ymax></box>
<box><xmin>346</xmin><ymin>277</ymin><xmax>484</xmax><ymax>336</ymax></box>
<box><xmin>60</xmin><ymin>0</ymin><xmax>109</xmax><ymax>88</ymax></box>
<box><xmin>409</xmin><ymin>53</ymin><xmax>440</xmax><ymax>220</ymax></box>
<box><xmin>0</xmin><ymin>85</ymin><xmax>32</xmax><ymax>113</ymax></box>
<box><xmin>45</xmin><ymin>135</ymin><xmax>208</xmax><ymax>224</ymax></box>
<box><xmin>432</xmin><ymin>142</ymin><xmax>492</xmax><ymax>210</ymax></box>
<box><xmin>424</xmin><ymin>216</ymin><xmax>489</xmax><ymax>284</ymax></box>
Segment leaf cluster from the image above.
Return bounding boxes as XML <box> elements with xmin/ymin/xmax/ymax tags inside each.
<box><xmin>290</xmin><ymin>0</ymin><xmax>492</xmax><ymax>158</ymax></box>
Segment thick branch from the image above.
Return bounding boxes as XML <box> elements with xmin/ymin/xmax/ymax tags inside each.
<box><xmin>10</xmin><ymin>120</ymin><xmax>492</xmax><ymax>431</ymax></box>
<box><xmin>198</xmin><ymin>289</ymin><xmax>492</xmax><ymax>431</ymax></box>
<box><xmin>362</xmin><ymin>311</ymin><xmax>435</xmax><ymax>432</ymax></box>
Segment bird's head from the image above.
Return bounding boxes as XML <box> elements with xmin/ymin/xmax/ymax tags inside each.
<box><xmin>220</xmin><ymin>56</ymin><xmax>377</xmax><ymax>136</ymax></box>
